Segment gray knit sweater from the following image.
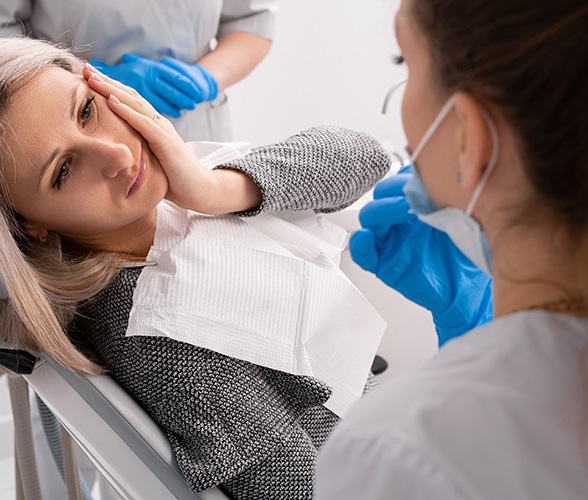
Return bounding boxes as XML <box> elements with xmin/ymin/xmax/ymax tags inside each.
<box><xmin>70</xmin><ymin>126</ymin><xmax>390</xmax><ymax>499</ymax></box>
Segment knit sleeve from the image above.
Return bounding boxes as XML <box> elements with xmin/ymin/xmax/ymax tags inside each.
<box><xmin>215</xmin><ymin>126</ymin><xmax>392</xmax><ymax>216</ymax></box>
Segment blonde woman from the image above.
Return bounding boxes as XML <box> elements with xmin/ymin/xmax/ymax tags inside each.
<box><xmin>0</xmin><ymin>37</ymin><xmax>390</xmax><ymax>499</ymax></box>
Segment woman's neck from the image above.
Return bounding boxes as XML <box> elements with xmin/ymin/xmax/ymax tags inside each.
<box><xmin>66</xmin><ymin>210</ymin><xmax>157</xmax><ymax>261</ymax></box>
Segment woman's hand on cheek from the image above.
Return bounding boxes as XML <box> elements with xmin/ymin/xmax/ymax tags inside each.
<box><xmin>83</xmin><ymin>64</ymin><xmax>260</xmax><ymax>213</ymax></box>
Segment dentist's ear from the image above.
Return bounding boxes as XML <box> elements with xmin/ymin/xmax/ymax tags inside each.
<box><xmin>453</xmin><ymin>92</ymin><xmax>495</xmax><ymax>193</ymax></box>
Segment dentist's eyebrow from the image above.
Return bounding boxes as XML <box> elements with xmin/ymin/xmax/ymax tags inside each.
<box><xmin>37</xmin><ymin>83</ymin><xmax>81</xmax><ymax>191</ymax></box>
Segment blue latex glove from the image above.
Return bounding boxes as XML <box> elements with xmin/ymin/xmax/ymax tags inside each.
<box><xmin>90</xmin><ymin>54</ymin><xmax>215</xmax><ymax>118</ymax></box>
<box><xmin>350</xmin><ymin>165</ymin><xmax>493</xmax><ymax>346</ymax></box>
<box><xmin>159</xmin><ymin>57</ymin><xmax>218</xmax><ymax>104</ymax></box>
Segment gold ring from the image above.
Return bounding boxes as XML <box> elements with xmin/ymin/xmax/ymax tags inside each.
<box><xmin>153</xmin><ymin>112</ymin><xmax>161</xmax><ymax>121</ymax></box>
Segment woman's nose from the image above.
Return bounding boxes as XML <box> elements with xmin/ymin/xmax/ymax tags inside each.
<box><xmin>91</xmin><ymin>139</ymin><xmax>134</xmax><ymax>178</ymax></box>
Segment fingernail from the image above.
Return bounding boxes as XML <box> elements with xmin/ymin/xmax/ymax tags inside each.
<box><xmin>109</xmin><ymin>94</ymin><xmax>121</xmax><ymax>104</ymax></box>
<box><xmin>85</xmin><ymin>62</ymin><xmax>98</xmax><ymax>73</ymax></box>
<box><xmin>90</xmin><ymin>72</ymin><xmax>104</xmax><ymax>83</ymax></box>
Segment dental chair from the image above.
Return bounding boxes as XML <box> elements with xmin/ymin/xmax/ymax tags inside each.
<box><xmin>5</xmin><ymin>346</ymin><xmax>388</xmax><ymax>500</ymax></box>
<box><xmin>2</xmin><ymin>347</ymin><xmax>231</xmax><ymax>500</ymax></box>
<box><xmin>2</xmin><ymin>202</ymin><xmax>400</xmax><ymax>500</ymax></box>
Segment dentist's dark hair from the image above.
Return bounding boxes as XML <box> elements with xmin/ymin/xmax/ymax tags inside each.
<box><xmin>410</xmin><ymin>0</ymin><xmax>588</xmax><ymax>230</ymax></box>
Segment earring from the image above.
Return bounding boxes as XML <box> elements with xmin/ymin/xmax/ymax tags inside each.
<box><xmin>455</xmin><ymin>172</ymin><xmax>462</xmax><ymax>184</ymax></box>
<box><xmin>38</xmin><ymin>235</ymin><xmax>48</xmax><ymax>244</ymax></box>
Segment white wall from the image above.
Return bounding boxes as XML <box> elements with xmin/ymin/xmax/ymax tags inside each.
<box><xmin>228</xmin><ymin>0</ymin><xmax>437</xmax><ymax>380</ymax></box>
<box><xmin>229</xmin><ymin>0</ymin><xmax>407</xmax><ymax>150</ymax></box>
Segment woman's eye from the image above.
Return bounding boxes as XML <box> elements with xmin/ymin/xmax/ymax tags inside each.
<box><xmin>80</xmin><ymin>96</ymin><xmax>96</xmax><ymax>125</ymax></box>
<box><xmin>52</xmin><ymin>160</ymin><xmax>70</xmax><ymax>190</ymax></box>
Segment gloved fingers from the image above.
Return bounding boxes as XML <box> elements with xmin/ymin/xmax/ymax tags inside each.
<box><xmin>160</xmin><ymin>58</ymin><xmax>219</xmax><ymax>102</ymax></box>
<box><xmin>146</xmin><ymin>77</ymin><xmax>197</xmax><ymax>112</ymax></box>
<box><xmin>351</xmin><ymin>227</ymin><xmax>413</xmax><ymax>291</ymax></box>
<box><xmin>88</xmin><ymin>60</ymin><xmax>123</xmax><ymax>81</ymax></box>
<box><xmin>398</xmin><ymin>164</ymin><xmax>414</xmax><ymax>175</ymax></box>
<box><xmin>159</xmin><ymin>57</ymin><xmax>190</xmax><ymax>75</ymax></box>
<box><xmin>349</xmin><ymin>229</ymin><xmax>380</xmax><ymax>273</ymax></box>
<box><xmin>159</xmin><ymin>58</ymin><xmax>207</xmax><ymax>102</ymax></box>
<box><xmin>359</xmin><ymin>197</ymin><xmax>413</xmax><ymax>240</ymax></box>
<box><xmin>142</xmin><ymin>89</ymin><xmax>183</xmax><ymax>118</ymax></box>
<box><xmin>91</xmin><ymin>55</ymin><xmax>195</xmax><ymax>113</ymax></box>
<box><xmin>433</xmin><ymin>275</ymin><xmax>492</xmax><ymax>347</ymax></box>
<box><xmin>120</xmin><ymin>53</ymin><xmax>144</xmax><ymax>65</ymax></box>
<box><xmin>373</xmin><ymin>173</ymin><xmax>412</xmax><ymax>199</ymax></box>
<box><xmin>158</xmin><ymin>70</ymin><xmax>204</xmax><ymax>103</ymax></box>
<box><xmin>88</xmin><ymin>59</ymin><xmax>108</xmax><ymax>71</ymax></box>
<box><xmin>110</xmin><ymin>54</ymin><xmax>194</xmax><ymax>109</ymax></box>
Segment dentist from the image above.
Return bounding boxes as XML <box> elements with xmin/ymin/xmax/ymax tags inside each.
<box><xmin>317</xmin><ymin>0</ymin><xmax>588</xmax><ymax>498</ymax></box>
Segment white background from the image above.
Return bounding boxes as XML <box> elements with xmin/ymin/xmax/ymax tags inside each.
<box><xmin>230</xmin><ymin>0</ymin><xmax>407</xmax><ymax>149</ymax></box>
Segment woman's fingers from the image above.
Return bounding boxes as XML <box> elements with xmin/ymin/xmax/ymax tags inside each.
<box><xmin>84</xmin><ymin>64</ymin><xmax>218</xmax><ymax>211</ymax></box>
<box><xmin>83</xmin><ymin>63</ymin><xmax>141</xmax><ymax>98</ymax></box>
<box><xmin>106</xmin><ymin>93</ymin><xmax>175</xmax><ymax>147</ymax></box>
<box><xmin>107</xmin><ymin>92</ymin><xmax>218</xmax><ymax>210</ymax></box>
<box><xmin>83</xmin><ymin>64</ymin><xmax>157</xmax><ymax>119</ymax></box>
<box><xmin>84</xmin><ymin>63</ymin><xmax>179</xmax><ymax>154</ymax></box>
<box><xmin>84</xmin><ymin>64</ymin><xmax>188</xmax><ymax>117</ymax></box>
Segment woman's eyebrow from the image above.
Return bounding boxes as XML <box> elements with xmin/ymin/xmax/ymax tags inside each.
<box><xmin>69</xmin><ymin>83</ymin><xmax>81</xmax><ymax>119</ymax></box>
<box><xmin>36</xmin><ymin>83</ymin><xmax>81</xmax><ymax>191</ymax></box>
<box><xmin>37</xmin><ymin>146</ymin><xmax>59</xmax><ymax>192</ymax></box>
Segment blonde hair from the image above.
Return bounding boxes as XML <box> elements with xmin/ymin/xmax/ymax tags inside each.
<box><xmin>0</xmin><ymin>37</ymin><xmax>118</xmax><ymax>375</ymax></box>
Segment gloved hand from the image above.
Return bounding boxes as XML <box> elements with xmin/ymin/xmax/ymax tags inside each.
<box><xmin>90</xmin><ymin>54</ymin><xmax>217</xmax><ymax>118</ymax></box>
<box><xmin>159</xmin><ymin>57</ymin><xmax>218</xmax><ymax>104</ymax></box>
<box><xmin>350</xmin><ymin>165</ymin><xmax>493</xmax><ymax>346</ymax></box>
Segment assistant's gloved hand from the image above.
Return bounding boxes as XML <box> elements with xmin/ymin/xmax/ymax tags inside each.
<box><xmin>350</xmin><ymin>165</ymin><xmax>493</xmax><ymax>346</ymax></box>
<box><xmin>159</xmin><ymin>57</ymin><xmax>218</xmax><ymax>104</ymax></box>
<box><xmin>90</xmin><ymin>54</ymin><xmax>216</xmax><ymax>118</ymax></box>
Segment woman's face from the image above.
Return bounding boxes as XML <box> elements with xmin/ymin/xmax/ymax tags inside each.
<box><xmin>2</xmin><ymin>65</ymin><xmax>168</xmax><ymax>251</ymax></box>
<box><xmin>395</xmin><ymin>0</ymin><xmax>467</xmax><ymax>210</ymax></box>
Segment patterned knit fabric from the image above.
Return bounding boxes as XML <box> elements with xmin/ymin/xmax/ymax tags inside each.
<box><xmin>218</xmin><ymin>125</ymin><xmax>392</xmax><ymax>216</ymax></box>
<box><xmin>70</xmin><ymin>126</ymin><xmax>390</xmax><ymax>499</ymax></box>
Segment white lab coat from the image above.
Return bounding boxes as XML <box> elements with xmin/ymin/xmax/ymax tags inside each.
<box><xmin>0</xmin><ymin>0</ymin><xmax>277</xmax><ymax>141</ymax></box>
<box><xmin>316</xmin><ymin>311</ymin><xmax>588</xmax><ymax>499</ymax></box>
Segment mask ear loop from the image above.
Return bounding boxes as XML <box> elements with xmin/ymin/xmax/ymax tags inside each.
<box><xmin>409</xmin><ymin>95</ymin><xmax>457</xmax><ymax>163</ymax></box>
<box><xmin>381</xmin><ymin>79</ymin><xmax>407</xmax><ymax>116</ymax></box>
<box><xmin>465</xmin><ymin>109</ymin><xmax>500</xmax><ymax>216</ymax></box>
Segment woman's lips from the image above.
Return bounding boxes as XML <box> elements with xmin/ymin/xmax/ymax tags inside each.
<box><xmin>127</xmin><ymin>150</ymin><xmax>147</xmax><ymax>197</ymax></box>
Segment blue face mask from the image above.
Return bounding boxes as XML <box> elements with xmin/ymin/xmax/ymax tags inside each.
<box><xmin>403</xmin><ymin>96</ymin><xmax>500</xmax><ymax>275</ymax></box>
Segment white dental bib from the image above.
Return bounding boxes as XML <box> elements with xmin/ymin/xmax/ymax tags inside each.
<box><xmin>125</xmin><ymin>142</ymin><xmax>387</xmax><ymax>417</ymax></box>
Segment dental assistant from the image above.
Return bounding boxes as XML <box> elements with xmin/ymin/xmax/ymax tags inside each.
<box><xmin>316</xmin><ymin>0</ymin><xmax>588</xmax><ymax>498</ymax></box>
<box><xmin>0</xmin><ymin>0</ymin><xmax>276</xmax><ymax>141</ymax></box>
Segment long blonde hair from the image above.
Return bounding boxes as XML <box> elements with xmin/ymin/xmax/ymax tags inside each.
<box><xmin>0</xmin><ymin>37</ymin><xmax>118</xmax><ymax>375</ymax></box>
